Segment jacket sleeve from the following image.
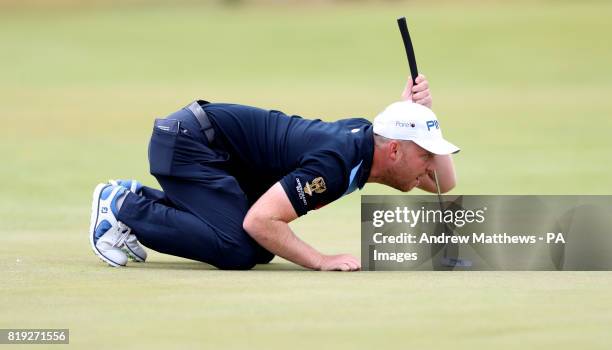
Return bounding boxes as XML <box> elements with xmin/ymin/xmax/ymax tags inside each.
<box><xmin>279</xmin><ymin>151</ymin><xmax>349</xmax><ymax>217</ymax></box>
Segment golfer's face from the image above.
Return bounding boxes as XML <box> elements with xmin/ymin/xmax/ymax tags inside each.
<box><xmin>398</xmin><ymin>142</ymin><xmax>434</xmax><ymax>191</ymax></box>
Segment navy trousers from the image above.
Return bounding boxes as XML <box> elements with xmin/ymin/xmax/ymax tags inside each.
<box><xmin>117</xmin><ymin>107</ymin><xmax>274</xmax><ymax>270</ymax></box>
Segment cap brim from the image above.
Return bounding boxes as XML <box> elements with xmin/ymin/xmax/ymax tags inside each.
<box><xmin>413</xmin><ymin>138</ymin><xmax>460</xmax><ymax>155</ymax></box>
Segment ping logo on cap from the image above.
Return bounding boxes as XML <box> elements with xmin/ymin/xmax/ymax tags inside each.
<box><xmin>426</xmin><ymin>120</ymin><xmax>439</xmax><ymax>131</ymax></box>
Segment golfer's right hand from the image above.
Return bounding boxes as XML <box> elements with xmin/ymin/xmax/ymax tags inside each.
<box><xmin>318</xmin><ymin>254</ymin><xmax>361</xmax><ymax>271</ymax></box>
<box><xmin>401</xmin><ymin>74</ymin><xmax>432</xmax><ymax>108</ymax></box>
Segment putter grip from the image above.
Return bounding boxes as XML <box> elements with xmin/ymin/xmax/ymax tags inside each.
<box><xmin>397</xmin><ymin>17</ymin><xmax>419</xmax><ymax>84</ymax></box>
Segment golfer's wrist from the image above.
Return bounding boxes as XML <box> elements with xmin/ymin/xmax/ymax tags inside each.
<box><xmin>311</xmin><ymin>252</ymin><xmax>325</xmax><ymax>271</ymax></box>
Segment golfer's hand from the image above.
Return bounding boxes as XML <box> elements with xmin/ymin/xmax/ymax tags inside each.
<box><xmin>401</xmin><ymin>74</ymin><xmax>432</xmax><ymax>108</ymax></box>
<box><xmin>318</xmin><ymin>254</ymin><xmax>361</xmax><ymax>271</ymax></box>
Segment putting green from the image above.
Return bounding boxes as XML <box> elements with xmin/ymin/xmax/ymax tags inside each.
<box><xmin>1</xmin><ymin>1</ymin><xmax>611</xmax><ymax>348</ymax></box>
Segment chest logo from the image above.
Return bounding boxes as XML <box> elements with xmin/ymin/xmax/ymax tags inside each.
<box><xmin>304</xmin><ymin>177</ymin><xmax>327</xmax><ymax>196</ymax></box>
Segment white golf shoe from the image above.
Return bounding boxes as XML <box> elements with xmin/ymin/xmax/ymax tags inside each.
<box><xmin>122</xmin><ymin>232</ymin><xmax>147</xmax><ymax>263</ymax></box>
<box><xmin>89</xmin><ymin>183</ymin><xmax>131</xmax><ymax>267</ymax></box>
<box><xmin>108</xmin><ymin>179</ymin><xmax>148</xmax><ymax>263</ymax></box>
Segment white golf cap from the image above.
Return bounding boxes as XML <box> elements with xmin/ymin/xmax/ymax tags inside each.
<box><xmin>373</xmin><ymin>101</ymin><xmax>460</xmax><ymax>155</ymax></box>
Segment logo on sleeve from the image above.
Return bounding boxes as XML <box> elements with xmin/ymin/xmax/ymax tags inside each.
<box><xmin>304</xmin><ymin>177</ymin><xmax>327</xmax><ymax>196</ymax></box>
<box><xmin>295</xmin><ymin>178</ymin><xmax>308</xmax><ymax>206</ymax></box>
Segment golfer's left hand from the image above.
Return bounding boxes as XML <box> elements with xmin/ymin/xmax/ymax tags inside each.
<box><xmin>401</xmin><ymin>74</ymin><xmax>432</xmax><ymax>109</ymax></box>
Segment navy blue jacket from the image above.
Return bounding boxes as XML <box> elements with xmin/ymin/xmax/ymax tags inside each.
<box><xmin>204</xmin><ymin>103</ymin><xmax>374</xmax><ymax>216</ymax></box>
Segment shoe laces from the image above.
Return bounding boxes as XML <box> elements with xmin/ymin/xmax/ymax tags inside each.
<box><xmin>112</xmin><ymin>222</ymin><xmax>131</xmax><ymax>248</ymax></box>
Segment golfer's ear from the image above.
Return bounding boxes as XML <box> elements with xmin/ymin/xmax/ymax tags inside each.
<box><xmin>244</xmin><ymin>182</ymin><xmax>298</xmax><ymax>231</ymax></box>
<box><xmin>389</xmin><ymin>140</ymin><xmax>400</xmax><ymax>160</ymax></box>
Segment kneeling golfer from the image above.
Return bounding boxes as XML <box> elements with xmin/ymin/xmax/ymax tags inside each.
<box><xmin>89</xmin><ymin>75</ymin><xmax>459</xmax><ymax>271</ymax></box>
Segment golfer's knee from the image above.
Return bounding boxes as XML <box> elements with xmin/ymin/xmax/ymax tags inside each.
<box><xmin>217</xmin><ymin>259</ymin><xmax>256</xmax><ymax>270</ymax></box>
<box><xmin>257</xmin><ymin>250</ymin><xmax>275</xmax><ymax>264</ymax></box>
<box><xmin>215</xmin><ymin>247</ymin><xmax>257</xmax><ymax>270</ymax></box>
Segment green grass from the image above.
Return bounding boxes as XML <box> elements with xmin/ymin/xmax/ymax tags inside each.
<box><xmin>1</xmin><ymin>1</ymin><xmax>612</xmax><ymax>348</ymax></box>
